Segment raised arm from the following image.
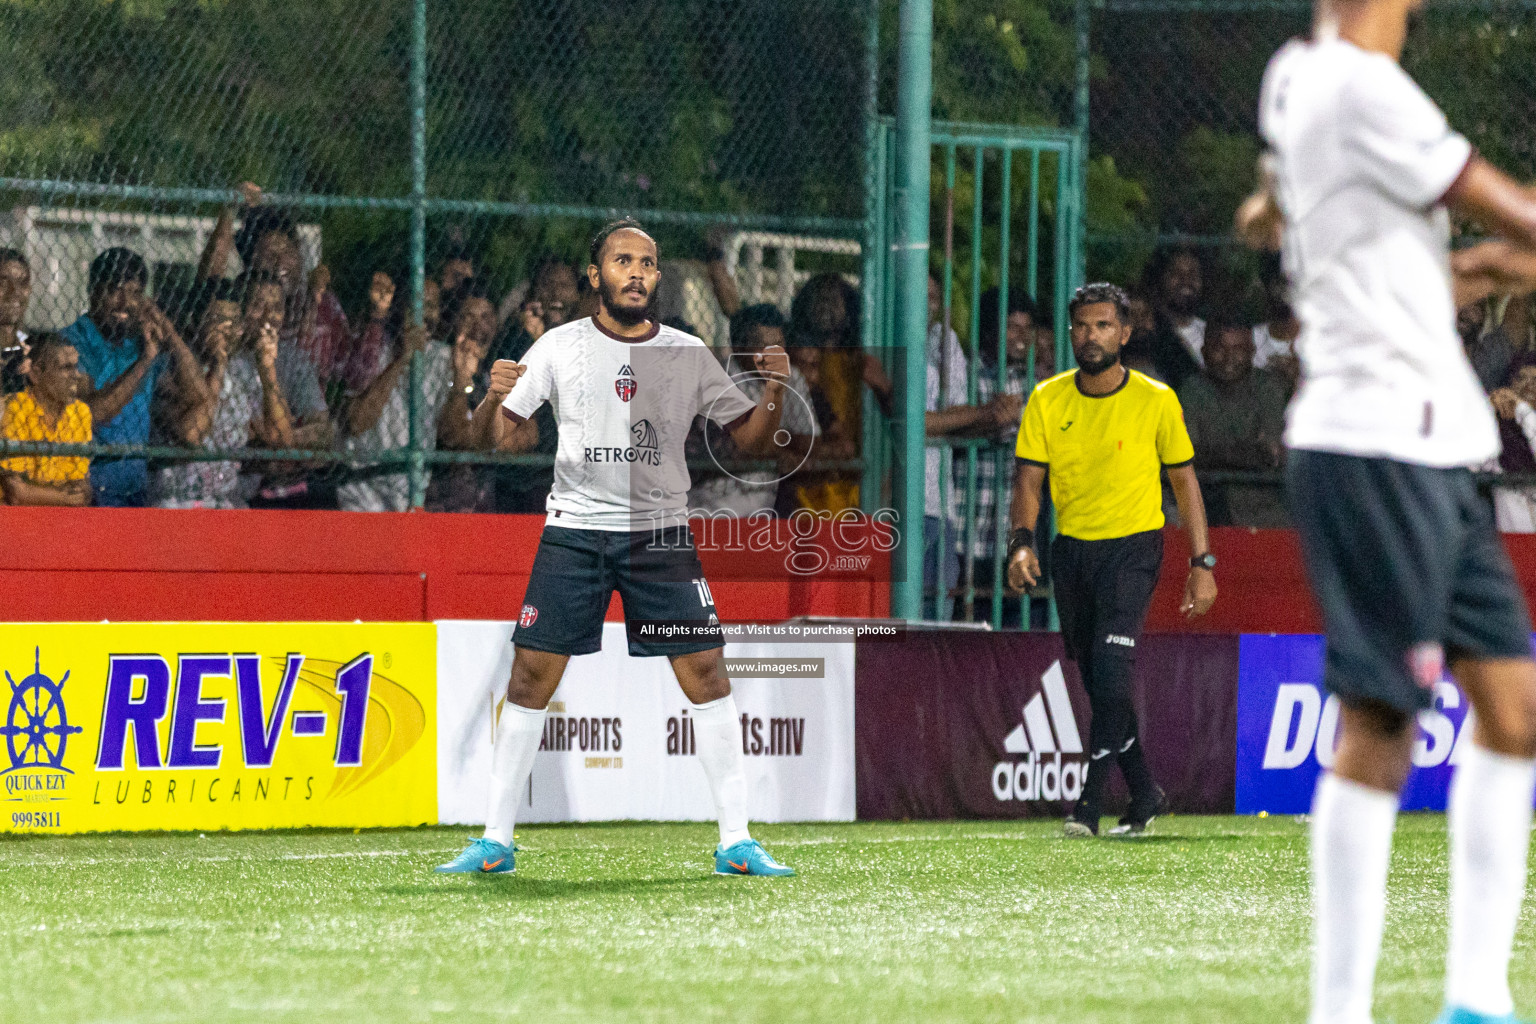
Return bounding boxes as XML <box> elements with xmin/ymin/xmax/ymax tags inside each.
<box><xmin>726</xmin><ymin>346</ymin><xmax>790</xmax><ymax>454</ymax></box>
<box><xmin>249</xmin><ymin>323</ymin><xmax>296</xmax><ymax>449</ymax></box>
<box><xmin>80</xmin><ymin>332</ymin><xmax>159</xmax><ymax>428</ymax></box>
<box><xmin>197</xmin><ymin>182</ymin><xmax>262</xmax><ymax>282</ymax></box>
<box><xmin>477</xmin><ymin>359</ymin><xmax>534</xmax><ymax>452</ymax></box>
<box><xmin>347</xmin><ymin>327</ymin><xmax>421</xmax><ymax>438</ymax></box>
<box><xmin>1235</xmin><ymin>155</ymin><xmax>1284</xmax><ymax>252</ymax></box>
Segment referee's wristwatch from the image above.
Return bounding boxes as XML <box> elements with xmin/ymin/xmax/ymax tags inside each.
<box><xmin>1190</xmin><ymin>552</ymin><xmax>1217</xmax><ymax>572</ymax></box>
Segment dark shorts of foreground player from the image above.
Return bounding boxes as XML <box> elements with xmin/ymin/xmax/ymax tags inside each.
<box><xmin>513</xmin><ymin>524</ymin><xmax>724</xmax><ymax>658</ymax></box>
<box><xmin>1287</xmin><ymin>449</ymin><xmax>1533</xmax><ymax>714</ymax></box>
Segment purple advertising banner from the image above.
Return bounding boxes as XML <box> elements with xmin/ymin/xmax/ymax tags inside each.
<box><xmin>1236</xmin><ymin>634</ymin><xmax>1473</xmax><ymax>814</ymax></box>
<box><xmin>855</xmin><ymin>631</ymin><xmax>1239</xmax><ymax>820</ymax></box>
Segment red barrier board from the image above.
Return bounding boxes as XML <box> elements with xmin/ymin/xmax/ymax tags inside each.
<box><xmin>0</xmin><ymin>507</ymin><xmax>890</xmax><ymax>623</ymax></box>
<box><xmin>1149</xmin><ymin>526</ymin><xmax>1536</xmax><ymax>634</ymax></box>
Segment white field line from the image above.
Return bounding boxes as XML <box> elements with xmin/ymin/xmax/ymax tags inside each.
<box><xmin>0</xmin><ymin>848</ymin><xmax>421</xmax><ymax>870</ymax></box>
<box><xmin>1</xmin><ymin>824</ymin><xmax>1288</xmax><ymax>868</ymax></box>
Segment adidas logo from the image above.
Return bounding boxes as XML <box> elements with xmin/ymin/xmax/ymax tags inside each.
<box><xmin>993</xmin><ymin>660</ymin><xmax>1086</xmax><ymax>803</ymax></box>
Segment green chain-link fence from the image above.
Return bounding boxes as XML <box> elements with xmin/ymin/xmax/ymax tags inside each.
<box><xmin>1083</xmin><ymin>0</ymin><xmax>1536</xmax><ymax>292</ymax></box>
<box><xmin>0</xmin><ymin>0</ymin><xmax>878</xmax><ymax>511</ymax></box>
<box><xmin>1079</xmin><ymin>0</ymin><xmax>1536</xmax><ymax>532</ymax></box>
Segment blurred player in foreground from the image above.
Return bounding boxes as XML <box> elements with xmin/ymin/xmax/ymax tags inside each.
<box><xmin>1242</xmin><ymin>0</ymin><xmax>1536</xmax><ymax>1018</ymax></box>
<box><xmin>1007</xmin><ymin>283</ymin><xmax>1217</xmax><ymax>838</ymax></box>
<box><xmin>436</xmin><ymin>219</ymin><xmax>796</xmax><ymax>878</ymax></box>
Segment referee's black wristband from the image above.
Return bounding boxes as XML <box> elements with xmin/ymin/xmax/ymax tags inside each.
<box><xmin>1007</xmin><ymin>528</ymin><xmax>1035</xmax><ymax>561</ymax></box>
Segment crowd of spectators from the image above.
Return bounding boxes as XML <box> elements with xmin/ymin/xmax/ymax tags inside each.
<box><xmin>0</xmin><ymin>186</ymin><xmax>888</xmax><ymax>515</ymax></box>
<box><xmin>9</xmin><ymin>194</ymin><xmax>1533</xmax><ymax>575</ymax></box>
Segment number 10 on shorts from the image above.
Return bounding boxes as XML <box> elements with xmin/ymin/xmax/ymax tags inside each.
<box><xmin>692</xmin><ymin>579</ymin><xmax>715</xmax><ymax>608</ymax></box>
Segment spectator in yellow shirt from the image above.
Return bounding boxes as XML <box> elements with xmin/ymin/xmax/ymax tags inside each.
<box><xmin>1</xmin><ymin>334</ymin><xmax>92</xmax><ymax>506</ymax></box>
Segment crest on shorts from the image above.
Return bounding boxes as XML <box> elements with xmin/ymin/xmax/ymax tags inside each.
<box><xmin>615</xmin><ymin>364</ymin><xmax>637</xmax><ymax>403</ymax></box>
<box><xmin>519</xmin><ymin>605</ymin><xmax>539</xmax><ymax>628</ymax></box>
<box><xmin>1407</xmin><ymin>641</ymin><xmax>1444</xmax><ymax>691</ymax></box>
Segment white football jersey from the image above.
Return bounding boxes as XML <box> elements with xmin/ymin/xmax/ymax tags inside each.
<box><xmin>501</xmin><ymin>317</ymin><xmax>758</xmax><ymax>531</ymax></box>
<box><xmin>1259</xmin><ymin>34</ymin><xmax>1495</xmax><ymax>467</ymax></box>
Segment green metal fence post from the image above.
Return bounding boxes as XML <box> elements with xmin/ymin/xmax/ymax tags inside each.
<box><xmin>1074</xmin><ymin>0</ymin><xmax>1091</xmax><ymax>285</ymax></box>
<box><xmin>407</xmin><ymin>0</ymin><xmax>429</xmax><ymax>510</ymax></box>
<box><xmin>891</xmin><ymin>0</ymin><xmax>933</xmax><ymax>622</ymax></box>
<box><xmin>859</xmin><ymin>0</ymin><xmax>884</xmax><ymax>516</ymax></box>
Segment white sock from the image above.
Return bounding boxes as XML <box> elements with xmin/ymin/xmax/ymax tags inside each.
<box><xmin>691</xmin><ymin>695</ymin><xmax>752</xmax><ymax>848</ymax></box>
<box><xmin>1311</xmin><ymin>773</ymin><xmax>1399</xmax><ymax>1024</ymax></box>
<box><xmin>1446</xmin><ymin>741</ymin><xmax>1536</xmax><ymax>1017</ymax></box>
<box><xmin>482</xmin><ymin>701</ymin><xmax>546</xmax><ymax>847</ymax></box>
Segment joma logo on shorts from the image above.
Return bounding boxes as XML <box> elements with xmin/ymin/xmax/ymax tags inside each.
<box><xmin>1106</xmin><ymin>634</ymin><xmax>1135</xmax><ymax>647</ymax></box>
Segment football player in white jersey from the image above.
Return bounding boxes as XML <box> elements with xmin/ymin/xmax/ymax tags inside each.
<box><xmin>1241</xmin><ymin>0</ymin><xmax>1536</xmax><ymax>1020</ymax></box>
<box><xmin>436</xmin><ymin>220</ymin><xmax>797</xmax><ymax>878</ymax></box>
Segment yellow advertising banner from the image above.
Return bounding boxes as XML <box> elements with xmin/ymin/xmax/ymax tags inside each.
<box><xmin>0</xmin><ymin>623</ymin><xmax>436</xmax><ymax>834</ymax></box>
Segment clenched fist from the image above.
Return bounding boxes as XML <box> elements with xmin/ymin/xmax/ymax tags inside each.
<box><xmin>486</xmin><ymin>359</ymin><xmax>526</xmax><ymax>402</ymax></box>
<box><xmin>753</xmin><ymin>344</ymin><xmax>790</xmax><ymax>383</ymax></box>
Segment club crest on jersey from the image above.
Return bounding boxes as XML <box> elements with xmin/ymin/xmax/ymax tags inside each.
<box><xmin>519</xmin><ymin>605</ymin><xmax>539</xmax><ymax>628</ymax></box>
<box><xmin>615</xmin><ymin>364</ymin><xmax>637</xmax><ymax>403</ymax></box>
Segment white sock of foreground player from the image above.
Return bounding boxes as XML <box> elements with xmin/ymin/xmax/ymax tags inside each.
<box><xmin>1445</xmin><ymin>741</ymin><xmax>1536</xmax><ymax>1017</ymax></box>
<box><xmin>482</xmin><ymin>701</ymin><xmax>546</xmax><ymax>848</ymax></box>
<box><xmin>691</xmin><ymin>695</ymin><xmax>752</xmax><ymax>849</ymax></box>
<box><xmin>1311</xmin><ymin>773</ymin><xmax>1398</xmax><ymax>1024</ymax></box>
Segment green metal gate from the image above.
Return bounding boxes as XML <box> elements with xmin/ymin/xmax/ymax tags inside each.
<box><xmin>867</xmin><ymin>120</ymin><xmax>1085</xmax><ymax>628</ymax></box>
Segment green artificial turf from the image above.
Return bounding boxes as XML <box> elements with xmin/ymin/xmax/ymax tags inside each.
<box><xmin>1</xmin><ymin>815</ymin><xmax>1529</xmax><ymax>1023</ymax></box>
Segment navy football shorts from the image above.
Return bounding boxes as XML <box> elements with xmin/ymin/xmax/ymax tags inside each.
<box><xmin>512</xmin><ymin>524</ymin><xmax>724</xmax><ymax>658</ymax></box>
<box><xmin>1287</xmin><ymin>449</ymin><xmax>1532</xmax><ymax>714</ymax></box>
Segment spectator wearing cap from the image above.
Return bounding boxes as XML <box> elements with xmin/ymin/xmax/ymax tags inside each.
<box><xmin>1178</xmin><ymin>319</ymin><xmax>1289</xmax><ymax>527</ymax></box>
<box><xmin>64</xmin><ymin>247</ymin><xmax>205</xmax><ymax>506</ymax></box>
<box><xmin>0</xmin><ymin>334</ymin><xmax>92</xmax><ymax>506</ymax></box>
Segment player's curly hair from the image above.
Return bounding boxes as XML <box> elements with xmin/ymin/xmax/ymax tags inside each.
<box><xmin>589</xmin><ymin>218</ymin><xmax>652</xmax><ymax>268</ymax></box>
<box><xmin>1068</xmin><ymin>282</ymin><xmax>1132</xmax><ymax>325</ymax></box>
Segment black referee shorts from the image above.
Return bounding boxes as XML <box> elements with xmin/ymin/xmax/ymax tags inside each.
<box><xmin>513</xmin><ymin>525</ymin><xmax>725</xmax><ymax>658</ymax></box>
<box><xmin>1051</xmin><ymin>529</ymin><xmax>1164</xmax><ymax>665</ymax></box>
<box><xmin>1287</xmin><ymin>449</ymin><xmax>1532</xmax><ymax>714</ymax></box>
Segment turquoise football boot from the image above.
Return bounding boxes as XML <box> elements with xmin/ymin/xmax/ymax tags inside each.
<box><xmin>434</xmin><ymin>837</ymin><xmax>514</xmax><ymax>874</ymax></box>
<box><xmin>713</xmin><ymin>838</ymin><xmax>796</xmax><ymax>877</ymax></box>
<box><xmin>1431</xmin><ymin>1007</ymin><xmax>1528</xmax><ymax>1024</ymax></box>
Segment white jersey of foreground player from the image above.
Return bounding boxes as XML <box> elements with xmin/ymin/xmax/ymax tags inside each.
<box><xmin>1259</xmin><ymin>33</ymin><xmax>1497</xmax><ymax>468</ymax></box>
<box><xmin>501</xmin><ymin>316</ymin><xmax>757</xmax><ymax>532</ymax></box>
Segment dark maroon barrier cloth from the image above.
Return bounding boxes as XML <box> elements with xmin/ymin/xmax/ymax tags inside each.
<box><xmin>855</xmin><ymin>631</ymin><xmax>1239</xmax><ymax>819</ymax></box>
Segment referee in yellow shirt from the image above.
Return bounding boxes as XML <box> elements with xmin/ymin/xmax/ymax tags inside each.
<box><xmin>1007</xmin><ymin>283</ymin><xmax>1217</xmax><ymax>838</ymax></box>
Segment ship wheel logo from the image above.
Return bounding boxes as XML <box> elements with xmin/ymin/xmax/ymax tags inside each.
<box><xmin>1</xmin><ymin>649</ymin><xmax>82</xmax><ymax>774</ymax></box>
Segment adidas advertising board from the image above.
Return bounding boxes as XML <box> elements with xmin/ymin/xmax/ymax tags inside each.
<box><xmin>855</xmin><ymin>630</ymin><xmax>1239</xmax><ymax>820</ymax></box>
<box><xmin>435</xmin><ymin>621</ymin><xmax>855</xmax><ymax>824</ymax></box>
<box><xmin>1236</xmin><ymin>634</ymin><xmax>1496</xmax><ymax>814</ymax></box>
<box><xmin>991</xmin><ymin>661</ymin><xmax>1086</xmax><ymax>803</ymax></box>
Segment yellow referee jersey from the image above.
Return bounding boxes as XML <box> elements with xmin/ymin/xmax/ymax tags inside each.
<box><xmin>1015</xmin><ymin>368</ymin><xmax>1194</xmax><ymax>541</ymax></box>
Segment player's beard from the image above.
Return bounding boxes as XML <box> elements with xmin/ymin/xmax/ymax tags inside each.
<box><xmin>599</xmin><ymin>278</ymin><xmax>654</xmax><ymax>328</ymax></box>
<box><xmin>1074</xmin><ymin>343</ymin><xmax>1120</xmax><ymax>376</ymax></box>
